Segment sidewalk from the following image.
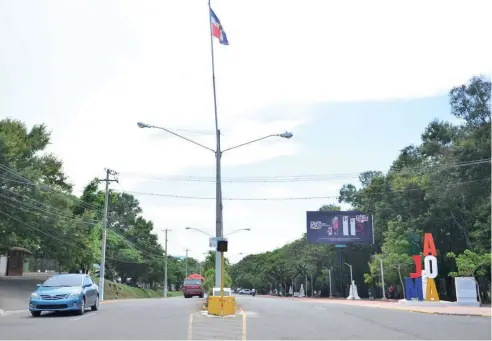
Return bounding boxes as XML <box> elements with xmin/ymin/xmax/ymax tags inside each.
<box><xmin>259</xmin><ymin>295</ymin><xmax>491</xmax><ymax>317</ymax></box>
<box><xmin>301</xmin><ymin>297</ymin><xmax>492</xmax><ymax>317</ymax></box>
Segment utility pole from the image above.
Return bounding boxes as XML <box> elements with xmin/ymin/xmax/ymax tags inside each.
<box><xmin>162</xmin><ymin>229</ymin><xmax>171</xmax><ymax>298</ymax></box>
<box><xmin>98</xmin><ymin>168</ymin><xmax>118</xmax><ymax>302</ymax></box>
<box><xmin>185</xmin><ymin>249</ymin><xmax>190</xmax><ymax>277</ymax></box>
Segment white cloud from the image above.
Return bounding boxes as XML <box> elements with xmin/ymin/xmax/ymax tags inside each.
<box><xmin>2</xmin><ymin>0</ymin><xmax>491</xmax><ymax>259</ymax></box>
<box><xmin>42</xmin><ymin>0</ymin><xmax>492</xmax><ymax>190</ymax></box>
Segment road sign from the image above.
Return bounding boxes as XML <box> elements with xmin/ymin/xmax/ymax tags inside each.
<box><xmin>335</xmin><ymin>244</ymin><xmax>347</xmax><ymax>248</ymax></box>
<box><xmin>209</xmin><ymin>237</ymin><xmax>228</xmax><ymax>248</ymax></box>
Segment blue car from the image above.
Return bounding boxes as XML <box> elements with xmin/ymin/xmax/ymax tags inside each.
<box><xmin>29</xmin><ymin>273</ymin><xmax>99</xmax><ymax>317</ymax></box>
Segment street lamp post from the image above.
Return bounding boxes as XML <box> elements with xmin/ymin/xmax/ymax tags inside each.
<box><xmin>344</xmin><ymin>262</ymin><xmax>354</xmax><ymax>299</ymax></box>
<box><xmin>328</xmin><ymin>268</ymin><xmax>333</xmax><ymax>298</ymax></box>
<box><xmin>138</xmin><ymin>122</ymin><xmax>292</xmax><ymax>287</ymax></box>
<box><xmin>162</xmin><ymin>228</ymin><xmax>171</xmax><ymax>298</ymax></box>
<box><xmin>185</xmin><ymin>248</ymin><xmax>190</xmax><ymax>277</ymax></box>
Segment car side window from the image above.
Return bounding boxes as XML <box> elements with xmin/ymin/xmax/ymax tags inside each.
<box><xmin>84</xmin><ymin>277</ymin><xmax>92</xmax><ymax>286</ymax></box>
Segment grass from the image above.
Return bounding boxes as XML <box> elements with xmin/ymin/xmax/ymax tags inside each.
<box><xmin>92</xmin><ymin>277</ymin><xmax>182</xmax><ymax>300</ymax></box>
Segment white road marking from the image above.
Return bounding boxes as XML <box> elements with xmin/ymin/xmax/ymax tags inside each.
<box><xmin>315</xmin><ymin>305</ymin><xmax>327</xmax><ymax>310</ymax></box>
<box><xmin>70</xmin><ymin>312</ymin><xmax>97</xmax><ymax>321</ymax></box>
<box><xmin>0</xmin><ymin>309</ymin><xmax>28</xmax><ymax>316</ymax></box>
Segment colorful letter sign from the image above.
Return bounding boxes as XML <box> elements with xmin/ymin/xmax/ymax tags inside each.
<box><xmin>405</xmin><ymin>233</ymin><xmax>440</xmax><ymax>302</ymax></box>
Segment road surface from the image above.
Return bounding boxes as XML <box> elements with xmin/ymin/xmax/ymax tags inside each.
<box><xmin>0</xmin><ymin>295</ymin><xmax>490</xmax><ymax>340</ymax></box>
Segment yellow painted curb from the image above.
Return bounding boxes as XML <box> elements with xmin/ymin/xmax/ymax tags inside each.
<box><xmin>240</xmin><ymin>308</ymin><xmax>247</xmax><ymax>341</ymax></box>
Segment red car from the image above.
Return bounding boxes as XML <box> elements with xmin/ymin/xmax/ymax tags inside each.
<box><xmin>183</xmin><ymin>274</ymin><xmax>204</xmax><ymax>298</ymax></box>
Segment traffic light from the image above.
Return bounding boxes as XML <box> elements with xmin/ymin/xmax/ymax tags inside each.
<box><xmin>217</xmin><ymin>240</ymin><xmax>228</xmax><ymax>252</ymax></box>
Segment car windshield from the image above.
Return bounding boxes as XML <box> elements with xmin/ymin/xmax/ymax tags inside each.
<box><xmin>184</xmin><ymin>279</ymin><xmax>201</xmax><ymax>286</ymax></box>
<box><xmin>41</xmin><ymin>275</ymin><xmax>83</xmax><ymax>287</ymax></box>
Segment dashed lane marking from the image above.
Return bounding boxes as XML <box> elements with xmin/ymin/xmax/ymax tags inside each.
<box><xmin>240</xmin><ymin>308</ymin><xmax>247</xmax><ymax>341</ymax></box>
<box><xmin>0</xmin><ymin>309</ymin><xmax>28</xmax><ymax>316</ymax></box>
<box><xmin>188</xmin><ymin>312</ymin><xmax>193</xmax><ymax>340</ymax></box>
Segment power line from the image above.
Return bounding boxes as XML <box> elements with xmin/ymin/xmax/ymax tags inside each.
<box><xmin>0</xmin><ymin>185</ymin><xmax>166</xmax><ymax>262</ymax></box>
<box><xmin>0</xmin><ymin>207</ymin><xmax>163</xmax><ymax>265</ymax></box>
<box><xmin>0</xmin><ymin>165</ymin><xmax>178</xmax><ymax>266</ymax></box>
<box><xmin>116</xmin><ymin>158</ymin><xmax>491</xmax><ymax>183</ymax></box>
<box><xmin>116</xmin><ymin>178</ymin><xmax>491</xmax><ymax>201</ymax></box>
<box><xmin>0</xmin><ymin>164</ymin><xmax>102</xmax><ymax>212</ymax></box>
<box><xmin>0</xmin><ymin>189</ymin><xmax>100</xmax><ymax>226</ymax></box>
<box><xmin>0</xmin><ymin>173</ymin><xmax>167</xmax><ymax>264</ymax></box>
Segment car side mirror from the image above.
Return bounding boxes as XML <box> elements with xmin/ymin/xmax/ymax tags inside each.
<box><xmin>36</xmin><ymin>284</ymin><xmax>41</xmax><ymax>288</ymax></box>
<box><xmin>83</xmin><ymin>283</ymin><xmax>91</xmax><ymax>288</ymax></box>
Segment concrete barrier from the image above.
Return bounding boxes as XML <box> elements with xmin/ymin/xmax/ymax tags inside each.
<box><xmin>207</xmin><ymin>295</ymin><xmax>236</xmax><ymax>316</ymax></box>
<box><xmin>0</xmin><ymin>274</ymin><xmax>53</xmax><ymax>312</ymax></box>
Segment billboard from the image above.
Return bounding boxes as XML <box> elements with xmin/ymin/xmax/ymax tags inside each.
<box><xmin>306</xmin><ymin>211</ymin><xmax>374</xmax><ymax>244</ymax></box>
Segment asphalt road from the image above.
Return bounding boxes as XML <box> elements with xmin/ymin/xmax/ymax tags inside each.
<box><xmin>0</xmin><ymin>295</ymin><xmax>490</xmax><ymax>340</ymax></box>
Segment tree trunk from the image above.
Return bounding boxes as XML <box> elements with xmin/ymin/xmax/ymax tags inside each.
<box><xmin>398</xmin><ymin>265</ymin><xmax>405</xmax><ymax>299</ymax></box>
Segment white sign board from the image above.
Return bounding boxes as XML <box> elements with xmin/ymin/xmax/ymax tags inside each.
<box><xmin>455</xmin><ymin>277</ymin><xmax>480</xmax><ymax>306</ymax></box>
<box><xmin>213</xmin><ymin>287</ymin><xmax>232</xmax><ymax>296</ymax></box>
<box><xmin>209</xmin><ymin>237</ymin><xmax>227</xmax><ymax>248</ymax></box>
<box><xmin>0</xmin><ymin>255</ymin><xmax>7</xmax><ymax>276</ymax></box>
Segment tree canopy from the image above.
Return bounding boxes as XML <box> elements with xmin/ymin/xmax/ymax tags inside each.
<box><xmin>0</xmin><ymin>120</ymin><xmax>201</xmax><ymax>290</ymax></box>
<box><xmin>231</xmin><ymin>76</ymin><xmax>491</xmax><ymax>301</ymax></box>
<box><xmin>1</xmin><ymin>76</ymin><xmax>490</xmax><ymax>300</ymax></box>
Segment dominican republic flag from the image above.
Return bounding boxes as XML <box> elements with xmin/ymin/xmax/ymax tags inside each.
<box><xmin>210</xmin><ymin>8</ymin><xmax>229</xmax><ymax>45</ymax></box>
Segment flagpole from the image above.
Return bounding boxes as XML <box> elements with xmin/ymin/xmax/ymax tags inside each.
<box><xmin>208</xmin><ymin>0</ymin><xmax>219</xmax><ymax>133</ymax></box>
<box><xmin>208</xmin><ymin>0</ymin><xmax>224</xmax><ymax>289</ymax></box>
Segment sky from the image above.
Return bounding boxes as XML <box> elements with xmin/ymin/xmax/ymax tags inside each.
<box><xmin>1</xmin><ymin>0</ymin><xmax>491</xmax><ymax>264</ymax></box>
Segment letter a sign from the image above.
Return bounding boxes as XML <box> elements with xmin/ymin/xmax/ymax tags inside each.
<box><xmin>405</xmin><ymin>233</ymin><xmax>440</xmax><ymax>302</ymax></box>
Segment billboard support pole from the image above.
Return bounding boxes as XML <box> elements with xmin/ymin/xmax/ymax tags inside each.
<box><xmin>339</xmin><ymin>248</ymin><xmax>343</xmax><ymax>297</ymax></box>
<box><xmin>328</xmin><ymin>269</ymin><xmax>332</xmax><ymax>298</ymax></box>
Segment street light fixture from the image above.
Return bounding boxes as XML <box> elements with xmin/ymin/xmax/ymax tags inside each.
<box><xmin>185</xmin><ymin>226</ymin><xmax>213</xmax><ymax>237</ymax></box>
<box><xmin>279</xmin><ymin>132</ymin><xmax>293</xmax><ymax>139</ymax></box>
<box><xmin>137</xmin><ymin>121</ymin><xmax>293</xmax><ymax>287</ymax></box>
<box><xmin>224</xmin><ymin>228</ymin><xmax>251</xmax><ymax>237</ymax></box>
<box><xmin>137</xmin><ymin>122</ymin><xmax>151</xmax><ymax>128</ymax></box>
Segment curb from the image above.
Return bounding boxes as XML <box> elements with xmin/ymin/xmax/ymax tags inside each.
<box><xmin>100</xmin><ymin>295</ymin><xmax>174</xmax><ymax>303</ymax></box>
<box><xmin>404</xmin><ymin>309</ymin><xmax>491</xmax><ymax>318</ymax></box>
<box><xmin>297</xmin><ymin>297</ymin><xmax>491</xmax><ymax>318</ymax></box>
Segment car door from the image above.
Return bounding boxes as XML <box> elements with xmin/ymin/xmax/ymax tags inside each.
<box><xmin>83</xmin><ymin>276</ymin><xmax>95</xmax><ymax>305</ymax></box>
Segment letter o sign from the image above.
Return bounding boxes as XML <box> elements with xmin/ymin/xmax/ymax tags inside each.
<box><xmin>424</xmin><ymin>255</ymin><xmax>438</xmax><ymax>279</ymax></box>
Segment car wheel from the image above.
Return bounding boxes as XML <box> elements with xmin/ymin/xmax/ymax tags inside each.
<box><xmin>199</xmin><ymin>294</ymin><xmax>204</xmax><ymax>298</ymax></box>
<box><xmin>30</xmin><ymin>311</ymin><xmax>41</xmax><ymax>317</ymax></box>
<box><xmin>78</xmin><ymin>297</ymin><xmax>85</xmax><ymax>315</ymax></box>
<box><xmin>91</xmin><ymin>295</ymin><xmax>99</xmax><ymax>311</ymax></box>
